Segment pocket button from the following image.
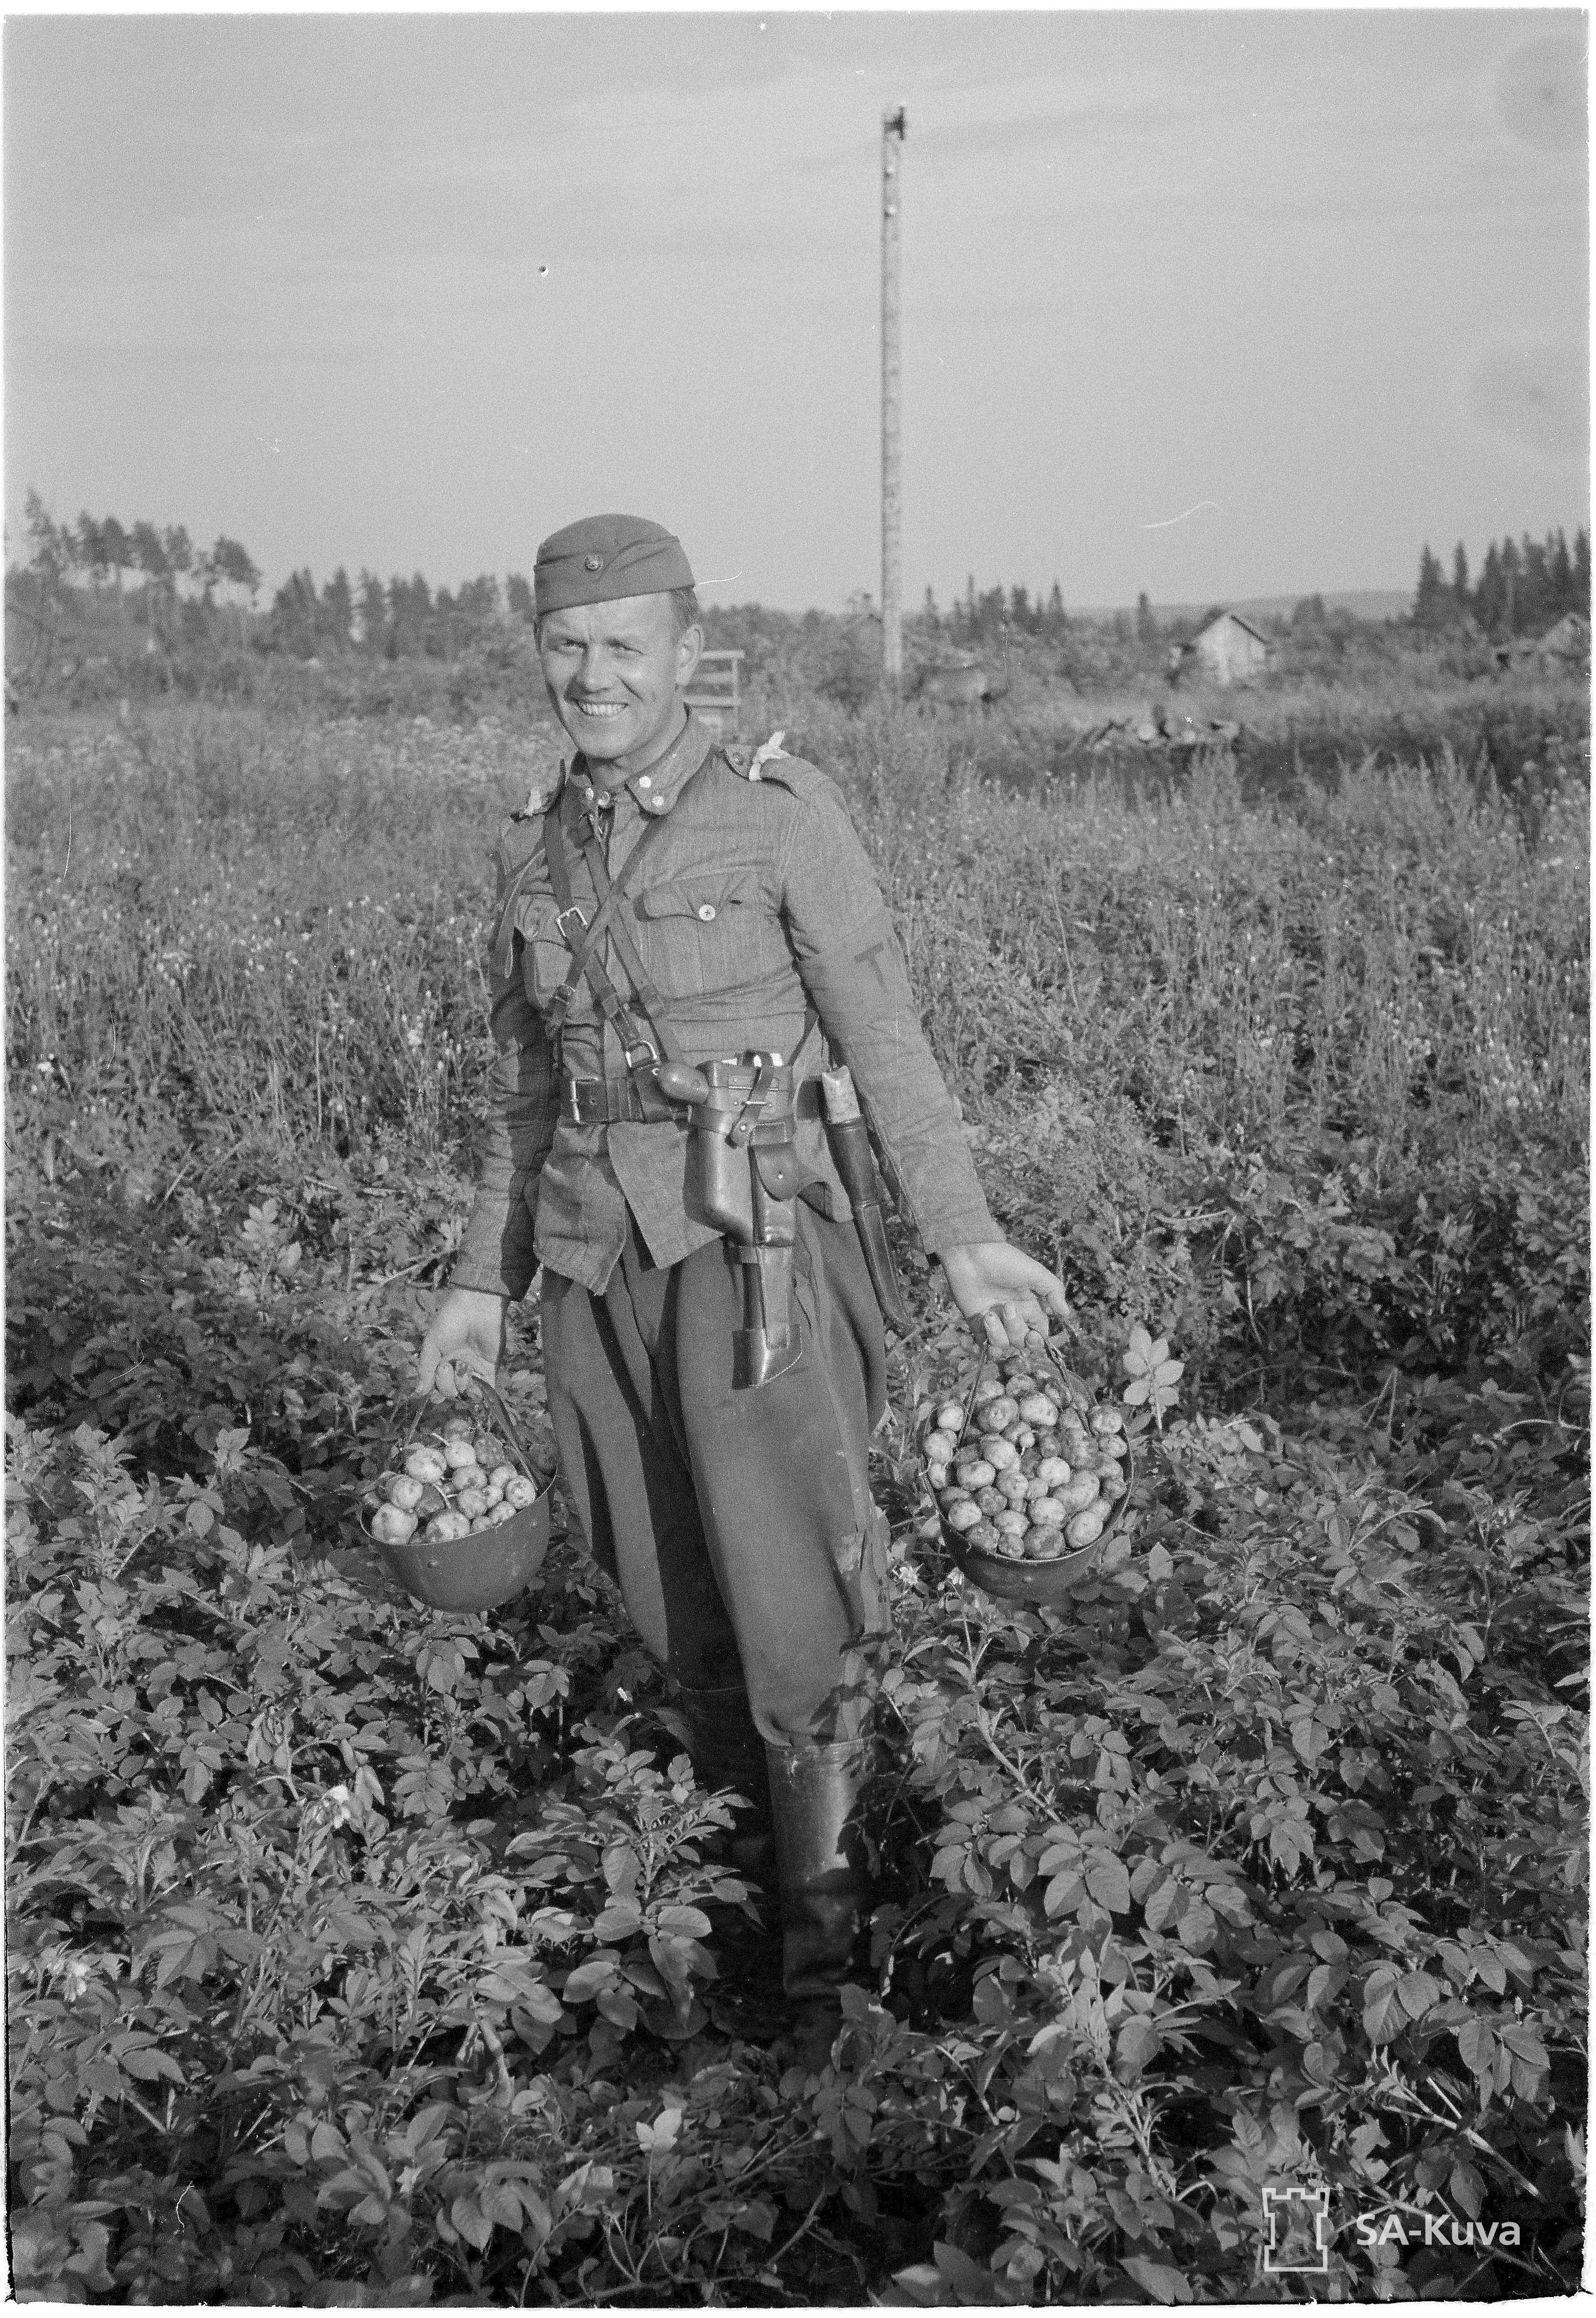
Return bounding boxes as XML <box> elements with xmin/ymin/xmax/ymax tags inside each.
<box><xmin>697</xmin><ymin>903</ymin><xmax>717</xmax><ymax>921</ymax></box>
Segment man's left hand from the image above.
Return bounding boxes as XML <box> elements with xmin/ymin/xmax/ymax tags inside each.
<box><xmin>940</xmin><ymin>1240</ymin><xmax>1070</xmax><ymax>1354</ymax></box>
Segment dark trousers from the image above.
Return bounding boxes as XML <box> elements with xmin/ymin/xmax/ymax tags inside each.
<box><xmin>541</xmin><ymin>1205</ymin><xmax>892</xmax><ymax>1745</ymax></box>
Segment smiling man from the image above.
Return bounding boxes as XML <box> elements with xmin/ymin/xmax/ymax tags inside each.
<box><xmin>421</xmin><ymin>512</ymin><xmax>1068</xmax><ymax>2069</ymax></box>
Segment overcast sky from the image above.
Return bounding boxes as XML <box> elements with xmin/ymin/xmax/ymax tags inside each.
<box><xmin>5</xmin><ymin>9</ymin><xmax>1588</xmax><ymax>613</ymax></box>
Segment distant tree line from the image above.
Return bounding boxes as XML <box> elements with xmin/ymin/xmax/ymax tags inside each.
<box><xmin>268</xmin><ymin>567</ymin><xmax>541</xmax><ymax>660</ymax></box>
<box><xmin>922</xmin><ymin>577</ymin><xmax>1071</xmax><ymax>646</ymax></box>
<box><xmin>9</xmin><ymin>493</ymin><xmax>547</xmax><ymax>666</ymax></box>
<box><xmin>1414</xmin><ymin>528</ymin><xmax>1590</xmax><ymax>637</ymax></box>
<box><xmin>18</xmin><ymin>491</ymin><xmax>263</xmax><ymax>635</ymax></box>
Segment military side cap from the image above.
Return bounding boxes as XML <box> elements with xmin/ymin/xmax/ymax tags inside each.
<box><xmin>534</xmin><ymin>514</ymin><xmax>694</xmax><ymax>614</ymax></box>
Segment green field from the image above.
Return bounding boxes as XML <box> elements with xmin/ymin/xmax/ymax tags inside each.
<box><xmin>7</xmin><ymin>681</ymin><xmax>1589</xmax><ymax>2302</ymax></box>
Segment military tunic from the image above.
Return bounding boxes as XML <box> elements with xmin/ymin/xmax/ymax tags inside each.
<box><xmin>452</xmin><ymin>710</ymin><xmax>997</xmax><ymax>1299</ymax></box>
<box><xmin>451</xmin><ymin>709</ymin><xmax>998</xmax><ymax>1743</ymax></box>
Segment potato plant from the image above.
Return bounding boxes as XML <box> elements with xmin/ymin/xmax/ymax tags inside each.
<box><xmin>6</xmin><ymin>695</ymin><xmax>1588</xmax><ymax>2301</ymax></box>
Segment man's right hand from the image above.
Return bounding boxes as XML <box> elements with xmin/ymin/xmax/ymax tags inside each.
<box><xmin>418</xmin><ymin>1287</ymin><xmax>509</xmax><ymax>1399</ymax></box>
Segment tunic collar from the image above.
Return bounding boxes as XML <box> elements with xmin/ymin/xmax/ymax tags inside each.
<box><xmin>568</xmin><ymin>709</ymin><xmax>715</xmax><ymax>820</ymax></box>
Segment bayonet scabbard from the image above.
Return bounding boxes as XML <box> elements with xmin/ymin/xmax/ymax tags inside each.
<box><xmin>821</xmin><ymin>1065</ymin><xmax>912</xmax><ymax>1334</ymax></box>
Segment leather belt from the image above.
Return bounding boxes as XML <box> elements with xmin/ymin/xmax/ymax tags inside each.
<box><xmin>562</xmin><ymin>1071</ymin><xmax>826</xmax><ymax>1130</ymax></box>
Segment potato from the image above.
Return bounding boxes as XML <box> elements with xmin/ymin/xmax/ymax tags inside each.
<box><xmin>1028</xmin><ymin>1496</ymin><xmax>1068</xmax><ymax>1528</ymax></box>
<box><xmin>387</xmin><ymin>1473</ymin><xmax>425</xmax><ymax>1512</ymax></box>
<box><xmin>1023</xmin><ymin>1529</ymin><xmax>1062</xmax><ymax>1559</ymax></box>
<box><xmin>443</xmin><ymin>1437</ymin><xmax>480</xmax><ymax>1471</ymax></box>
<box><xmin>472</xmin><ymin>1434</ymin><xmax>504</xmax><ymax>1469</ymax></box>
<box><xmin>982</xmin><ymin>1396</ymin><xmax>1019</xmax><ymax>1430</ymax></box>
<box><xmin>1090</xmin><ymin>1407</ymin><xmax>1125</xmax><ymax>1438</ymax></box>
<box><xmin>1066</xmin><ymin>1506</ymin><xmax>1108</xmax><ymax>1548</ymax></box>
<box><xmin>404</xmin><ymin>1445</ymin><xmax>448</xmax><ymax>1485</ymax></box>
<box><xmin>426</xmin><ymin>1511</ymin><xmax>471</xmax><ymax>1543</ymax></box>
<box><xmin>924</xmin><ymin>1428</ymin><xmax>960</xmax><ymax>1465</ymax></box>
<box><xmin>926</xmin><ymin>1461</ymin><xmax>950</xmax><ymax>1491</ymax></box>
<box><xmin>981</xmin><ymin>1437</ymin><xmax>1019</xmax><ymax>1473</ymax></box>
<box><xmin>1036</xmin><ymin>1455</ymin><xmax>1073</xmax><ymax>1489</ymax></box>
<box><xmin>449</xmin><ymin>1464</ymin><xmax>487</xmax><ymax>1497</ymax></box>
<box><xmin>1057</xmin><ymin>1472</ymin><xmax>1101</xmax><ymax>1515</ymax></box>
<box><xmin>972</xmin><ymin>1372</ymin><xmax>1004</xmax><ymax>1406</ymax></box>
<box><xmin>994</xmin><ymin>1508</ymin><xmax>1030</xmax><ymax>1538</ymax></box>
<box><xmin>371</xmin><ymin>1503</ymin><xmax>418</xmax><ymax>1546</ymax></box>
<box><xmin>1004</xmin><ymin>1422</ymin><xmax>1035</xmax><ymax>1450</ymax></box>
<box><xmin>455</xmin><ymin>1486</ymin><xmax>488</xmax><ymax>1519</ymax></box>
<box><xmin>503</xmin><ymin>1474</ymin><xmax>539</xmax><ymax>1510</ymax></box>
<box><xmin>936</xmin><ymin>1401</ymin><xmax>965</xmax><ymax>1435</ymax></box>
<box><xmin>1018</xmin><ymin>1393</ymin><xmax>1060</xmax><ymax>1427</ymax></box>
<box><xmin>414</xmin><ymin>1482</ymin><xmax>449</xmax><ymax>1518</ymax></box>
<box><xmin>945</xmin><ymin>1498</ymin><xmax>983</xmax><ymax>1533</ymax></box>
<box><xmin>1106</xmin><ymin>1437</ymin><xmax>1129</xmax><ymax>1461</ymax></box>
<box><xmin>488</xmin><ymin>1501</ymin><xmax>517</xmax><ymax>1526</ymax></box>
<box><xmin>1001</xmin><ymin>1371</ymin><xmax>1037</xmax><ymax>1398</ymax></box>
<box><xmin>1023</xmin><ymin>1472</ymin><xmax>1055</xmax><ymax>1502</ymax></box>
<box><xmin>1098</xmin><ymin>1467</ymin><xmax>1127</xmax><ymax>1500</ymax></box>
<box><xmin>442</xmin><ymin>1415</ymin><xmax>474</xmax><ymax>1441</ymax></box>
<box><xmin>977</xmin><ymin>1487</ymin><xmax>1007</xmax><ymax>1516</ymax></box>
<box><xmin>967</xmin><ymin>1519</ymin><xmax>1003</xmax><ymax>1553</ymax></box>
<box><xmin>999</xmin><ymin>1468</ymin><xmax>1031</xmax><ymax>1505</ymax></box>
<box><xmin>956</xmin><ymin>1458</ymin><xmax>995</xmax><ymax>1491</ymax></box>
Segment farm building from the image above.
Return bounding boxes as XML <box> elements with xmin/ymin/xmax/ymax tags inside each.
<box><xmin>1492</xmin><ymin>613</ymin><xmax>1590</xmax><ymax>676</ymax></box>
<box><xmin>1174</xmin><ymin>609</ymin><xmax>1271</xmax><ymax>686</ymax></box>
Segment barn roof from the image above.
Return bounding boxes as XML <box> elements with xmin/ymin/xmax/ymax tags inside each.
<box><xmin>1193</xmin><ymin>609</ymin><xmax>1271</xmax><ymax>646</ymax></box>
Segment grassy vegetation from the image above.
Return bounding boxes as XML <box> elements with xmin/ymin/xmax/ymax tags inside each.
<box><xmin>7</xmin><ymin>684</ymin><xmax>1588</xmax><ymax>2301</ymax></box>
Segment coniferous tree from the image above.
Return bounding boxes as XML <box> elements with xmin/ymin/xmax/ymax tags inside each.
<box><xmin>1452</xmin><ymin>542</ymin><xmax>1470</xmax><ymax>610</ymax></box>
<box><xmin>1045</xmin><ymin>581</ymin><xmax>1067</xmax><ymax>638</ymax></box>
<box><xmin>1500</xmin><ymin>538</ymin><xmax>1522</xmax><ymax>634</ymax></box>
<box><xmin>321</xmin><ymin>568</ymin><xmax>354</xmax><ymax>649</ymax></box>
<box><xmin>505</xmin><ymin>574</ymin><xmax>534</xmax><ymax>623</ymax></box>
<box><xmin>356</xmin><ymin>571</ymin><xmax>388</xmax><ymax>652</ymax></box>
<box><xmin>1475</xmin><ymin>543</ymin><xmax>1504</xmax><ymax>634</ymax></box>
<box><xmin>1413</xmin><ymin>543</ymin><xmax>1447</xmax><ymax>626</ymax></box>
<box><xmin>1574</xmin><ymin>527</ymin><xmax>1590</xmax><ymax>615</ymax></box>
<box><xmin>1135</xmin><ymin>590</ymin><xmax>1158</xmax><ymax>643</ymax></box>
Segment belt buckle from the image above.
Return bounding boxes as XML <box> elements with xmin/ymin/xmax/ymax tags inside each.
<box><xmin>555</xmin><ymin>903</ymin><xmax>589</xmax><ymax>944</ymax></box>
<box><xmin>624</xmin><ymin>1035</ymin><xmax>660</xmax><ymax>1072</ymax></box>
<box><xmin>560</xmin><ymin>1077</ymin><xmax>586</xmax><ymax>1125</ymax></box>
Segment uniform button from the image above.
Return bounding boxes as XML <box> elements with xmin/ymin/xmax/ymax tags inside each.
<box><xmin>697</xmin><ymin>904</ymin><xmax>717</xmax><ymax>922</ymax></box>
<box><xmin>638</xmin><ymin>775</ymin><xmax>652</xmax><ymax>789</ymax></box>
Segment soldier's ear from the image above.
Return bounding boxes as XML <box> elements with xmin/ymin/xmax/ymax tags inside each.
<box><xmin>674</xmin><ymin>621</ymin><xmax>704</xmax><ymax>689</ymax></box>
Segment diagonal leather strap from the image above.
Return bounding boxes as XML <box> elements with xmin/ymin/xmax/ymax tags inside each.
<box><xmin>576</xmin><ymin>824</ymin><xmax>686</xmax><ymax>1064</ymax></box>
<box><xmin>543</xmin><ymin>805</ymin><xmax>680</xmax><ymax>1061</ymax></box>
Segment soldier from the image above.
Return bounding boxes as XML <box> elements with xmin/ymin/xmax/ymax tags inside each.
<box><xmin>420</xmin><ymin>513</ymin><xmax>1068</xmax><ymax>2069</ymax></box>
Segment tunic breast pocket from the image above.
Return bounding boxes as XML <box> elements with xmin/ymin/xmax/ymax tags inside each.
<box><xmin>632</xmin><ymin>864</ymin><xmax>775</xmax><ymax>998</ymax></box>
<box><xmin>512</xmin><ymin>891</ymin><xmax>581</xmax><ymax>1016</ymax></box>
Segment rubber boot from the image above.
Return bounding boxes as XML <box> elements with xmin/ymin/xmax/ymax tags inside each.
<box><xmin>678</xmin><ymin>1682</ymin><xmax>777</xmax><ymax>1891</ymax></box>
<box><xmin>767</xmin><ymin>1739</ymin><xmax>873</xmax><ymax>2075</ymax></box>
